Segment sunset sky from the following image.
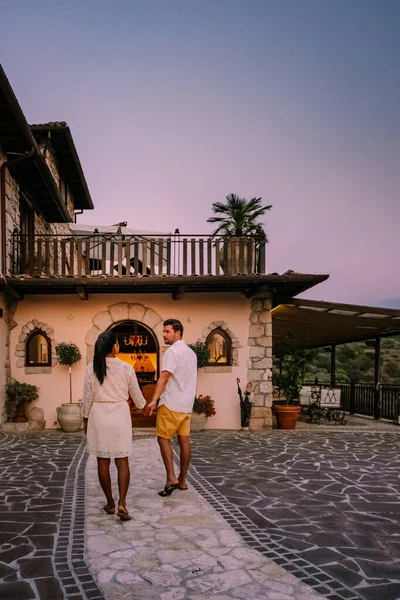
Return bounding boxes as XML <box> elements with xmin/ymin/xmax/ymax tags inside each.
<box><xmin>1</xmin><ymin>0</ymin><xmax>399</xmax><ymax>306</ymax></box>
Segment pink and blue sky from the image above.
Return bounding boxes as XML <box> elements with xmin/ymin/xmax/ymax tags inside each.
<box><xmin>1</xmin><ymin>0</ymin><xmax>399</xmax><ymax>306</ymax></box>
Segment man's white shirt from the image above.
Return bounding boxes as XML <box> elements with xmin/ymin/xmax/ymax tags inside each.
<box><xmin>159</xmin><ymin>340</ymin><xmax>197</xmax><ymax>413</ymax></box>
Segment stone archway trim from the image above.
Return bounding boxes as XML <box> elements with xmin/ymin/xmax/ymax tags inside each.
<box><xmin>197</xmin><ymin>320</ymin><xmax>241</xmax><ymax>367</ymax></box>
<box><xmin>15</xmin><ymin>319</ymin><xmax>57</xmax><ymax>373</ymax></box>
<box><xmin>85</xmin><ymin>302</ymin><xmax>164</xmax><ymax>363</ymax></box>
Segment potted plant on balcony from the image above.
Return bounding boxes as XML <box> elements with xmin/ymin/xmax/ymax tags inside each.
<box><xmin>55</xmin><ymin>342</ymin><xmax>83</xmax><ymax>432</ymax></box>
<box><xmin>5</xmin><ymin>380</ymin><xmax>39</xmax><ymax>422</ymax></box>
<box><xmin>272</xmin><ymin>335</ymin><xmax>309</xmax><ymax>429</ymax></box>
<box><xmin>191</xmin><ymin>394</ymin><xmax>216</xmax><ymax>432</ymax></box>
<box><xmin>207</xmin><ymin>193</ymin><xmax>272</xmax><ymax>274</ymax></box>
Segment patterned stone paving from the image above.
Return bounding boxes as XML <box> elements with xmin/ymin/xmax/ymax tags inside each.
<box><xmin>0</xmin><ymin>430</ymin><xmax>103</xmax><ymax>600</ymax></box>
<box><xmin>1</xmin><ymin>428</ymin><xmax>400</xmax><ymax>600</ymax></box>
<box><xmin>188</xmin><ymin>430</ymin><xmax>400</xmax><ymax>600</ymax></box>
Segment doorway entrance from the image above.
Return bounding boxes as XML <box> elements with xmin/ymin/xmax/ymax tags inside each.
<box><xmin>109</xmin><ymin>320</ymin><xmax>159</xmax><ymax>427</ymax></box>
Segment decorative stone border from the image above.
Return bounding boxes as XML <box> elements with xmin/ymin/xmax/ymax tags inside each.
<box><xmin>197</xmin><ymin>320</ymin><xmax>242</xmax><ymax>367</ymax></box>
<box><xmin>85</xmin><ymin>302</ymin><xmax>165</xmax><ymax>363</ymax></box>
<box><xmin>15</xmin><ymin>319</ymin><xmax>57</xmax><ymax>373</ymax></box>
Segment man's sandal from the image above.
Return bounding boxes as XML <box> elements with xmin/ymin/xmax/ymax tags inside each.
<box><xmin>158</xmin><ymin>483</ymin><xmax>178</xmax><ymax>497</ymax></box>
<box><xmin>117</xmin><ymin>504</ymin><xmax>132</xmax><ymax>521</ymax></box>
<box><xmin>103</xmin><ymin>504</ymin><xmax>115</xmax><ymax>515</ymax></box>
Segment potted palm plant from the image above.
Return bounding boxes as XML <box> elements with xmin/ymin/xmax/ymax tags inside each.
<box><xmin>5</xmin><ymin>380</ymin><xmax>39</xmax><ymax>422</ymax></box>
<box><xmin>207</xmin><ymin>193</ymin><xmax>272</xmax><ymax>274</ymax></box>
<box><xmin>55</xmin><ymin>342</ymin><xmax>83</xmax><ymax>432</ymax></box>
<box><xmin>272</xmin><ymin>335</ymin><xmax>309</xmax><ymax>429</ymax></box>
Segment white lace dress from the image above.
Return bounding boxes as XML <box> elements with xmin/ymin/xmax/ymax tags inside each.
<box><xmin>82</xmin><ymin>358</ymin><xmax>146</xmax><ymax>458</ymax></box>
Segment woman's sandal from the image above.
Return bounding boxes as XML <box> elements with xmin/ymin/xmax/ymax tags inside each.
<box><xmin>103</xmin><ymin>504</ymin><xmax>115</xmax><ymax>515</ymax></box>
<box><xmin>117</xmin><ymin>504</ymin><xmax>132</xmax><ymax>521</ymax></box>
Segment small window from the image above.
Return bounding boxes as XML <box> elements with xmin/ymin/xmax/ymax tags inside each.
<box><xmin>26</xmin><ymin>330</ymin><xmax>51</xmax><ymax>367</ymax></box>
<box><xmin>206</xmin><ymin>328</ymin><xmax>231</xmax><ymax>366</ymax></box>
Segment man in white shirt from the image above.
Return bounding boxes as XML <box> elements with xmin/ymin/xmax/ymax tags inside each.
<box><xmin>144</xmin><ymin>319</ymin><xmax>197</xmax><ymax>497</ymax></box>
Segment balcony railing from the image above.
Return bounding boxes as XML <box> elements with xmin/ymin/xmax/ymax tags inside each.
<box><xmin>10</xmin><ymin>233</ymin><xmax>266</xmax><ymax>278</ymax></box>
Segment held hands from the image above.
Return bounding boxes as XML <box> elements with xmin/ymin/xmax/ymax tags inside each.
<box><xmin>143</xmin><ymin>400</ymin><xmax>157</xmax><ymax>417</ymax></box>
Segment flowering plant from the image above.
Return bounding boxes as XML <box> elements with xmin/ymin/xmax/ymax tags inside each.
<box><xmin>193</xmin><ymin>395</ymin><xmax>216</xmax><ymax>417</ymax></box>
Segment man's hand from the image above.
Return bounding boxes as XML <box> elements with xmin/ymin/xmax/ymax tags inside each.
<box><xmin>83</xmin><ymin>417</ymin><xmax>88</xmax><ymax>435</ymax></box>
<box><xmin>144</xmin><ymin>400</ymin><xmax>157</xmax><ymax>417</ymax></box>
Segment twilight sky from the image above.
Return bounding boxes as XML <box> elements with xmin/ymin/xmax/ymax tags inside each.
<box><xmin>1</xmin><ymin>0</ymin><xmax>399</xmax><ymax>306</ymax></box>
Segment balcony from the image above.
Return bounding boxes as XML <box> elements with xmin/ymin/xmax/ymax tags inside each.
<box><xmin>10</xmin><ymin>232</ymin><xmax>266</xmax><ymax>278</ymax></box>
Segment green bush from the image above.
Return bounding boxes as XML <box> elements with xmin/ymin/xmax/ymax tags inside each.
<box><xmin>188</xmin><ymin>342</ymin><xmax>210</xmax><ymax>368</ymax></box>
<box><xmin>55</xmin><ymin>342</ymin><xmax>82</xmax><ymax>366</ymax></box>
<box><xmin>5</xmin><ymin>380</ymin><xmax>39</xmax><ymax>419</ymax></box>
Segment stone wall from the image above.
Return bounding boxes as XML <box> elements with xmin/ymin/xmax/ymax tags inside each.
<box><xmin>1</xmin><ymin>150</ymin><xmax>21</xmax><ymax>273</ymax></box>
<box><xmin>37</xmin><ymin>140</ymin><xmax>75</xmax><ymax>221</ymax></box>
<box><xmin>1</xmin><ymin>145</ymin><xmax>75</xmax><ymax>276</ymax></box>
<box><xmin>0</xmin><ymin>294</ymin><xmax>6</xmax><ymax>424</ymax></box>
<box><xmin>247</xmin><ymin>294</ymin><xmax>273</xmax><ymax>430</ymax></box>
<box><xmin>1</xmin><ymin>295</ymin><xmax>18</xmax><ymax>423</ymax></box>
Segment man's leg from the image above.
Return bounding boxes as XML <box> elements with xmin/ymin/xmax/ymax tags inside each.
<box><xmin>158</xmin><ymin>437</ymin><xmax>178</xmax><ymax>486</ymax></box>
<box><xmin>177</xmin><ymin>435</ymin><xmax>191</xmax><ymax>489</ymax></box>
<box><xmin>97</xmin><ymin>457</ymin><xmax>114</xmax><ymax>507</ymax></box>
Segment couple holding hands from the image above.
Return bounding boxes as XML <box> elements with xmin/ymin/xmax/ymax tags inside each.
<box><xmin>82</xmin><ymin>319</ymin><xmax>197</xmax><ymax>521</ymax></box>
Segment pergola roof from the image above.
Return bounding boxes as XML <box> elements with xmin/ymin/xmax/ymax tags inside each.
<box><xmin>272</xmin><ymin>298</ymin><xmax>400</xmax><ymax>348</ymax></box>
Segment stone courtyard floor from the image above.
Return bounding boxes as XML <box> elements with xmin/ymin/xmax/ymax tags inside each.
<box><xmin>0</xmin><ymin>420</ymin><xmax>400</xmax><ymax>599</ymax></box>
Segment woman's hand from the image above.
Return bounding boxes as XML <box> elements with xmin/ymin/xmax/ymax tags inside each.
<box><xmin>144</xmin><ymin>400</ymin><xmax>157</xmax><ymax>416</ymax></box>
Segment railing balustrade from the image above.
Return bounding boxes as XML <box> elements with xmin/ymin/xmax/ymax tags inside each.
<box><xmin>10</xmin><ymin>233</ymin><xmax>267</xmax><ymax>278</ymax></box>
<box><xmin>304</xmin><ymin>380</ymin><xmax>400</xmax><ymax>422</ymax></box>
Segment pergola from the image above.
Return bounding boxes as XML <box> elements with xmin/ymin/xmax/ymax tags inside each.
<box><xmin>272</xmin><ymin>298</ymin><xmax>400</xmax><ymax>418</ymax></box>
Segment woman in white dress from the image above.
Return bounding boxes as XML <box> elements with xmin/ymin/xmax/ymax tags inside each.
<box><xmin>82</xmin><ymin>331</ymin><xmax>146</xmax><ymax>521</ymax></box>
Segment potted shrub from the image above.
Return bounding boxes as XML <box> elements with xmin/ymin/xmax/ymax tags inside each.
<box><xmin>5</xmin><ymin>380</ymin><xmax>39</xmax><ymax>422</ymax></box>
<box><xmin>272</xmin><ymin>335</ymin><xmax>309</xmax><ymax>429</ymax></box>
<box><xmin>191</xmin><ymin>394</ymin><xmax>216</xmax><ymax>432</ymax></box>
<box><xmin>188</xmin><ymin>342</ymin><xmax>211</xmax><ymax>368</ymax></box>
<box><xmin>55</xmin><ymin>342</ymin><xmax>83</xmax><ymax>432</ymax></box>
<box><xmin>207</xmin><ymin>193</ymin><xmax>272</xmax><ymax>274</ymax></box>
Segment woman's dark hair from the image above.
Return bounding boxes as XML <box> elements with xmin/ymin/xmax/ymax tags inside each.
<box><xmin>93</xmin><ymin>331</ymin><xmax>118</xmax><ymax>384</ymax></box>
<box><xmin>163</xmin><ymin>318</ymin><xmax>183</xmax><ymax>336</ymax></box>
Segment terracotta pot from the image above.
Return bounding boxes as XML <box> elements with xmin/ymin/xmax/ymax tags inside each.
<box><xmin>190</xmin><ymin>412</ymin><xmax>208</xmax><ymax>432</ymax></box>
<box><xmin>274</xmin><ymin>405</ymin><xmax>301</xmax><ymax>430</ymax></box>
<box><xmin>14</xmin><ymin>404</ymin><xmax>28</xmax><ymax>423</ymax></box>
<box><xmin>57</xmin><ymin>403</ymin><xmax>83</xmax><ymax>432</ymax></box>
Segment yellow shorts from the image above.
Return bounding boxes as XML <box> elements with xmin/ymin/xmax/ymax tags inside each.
<box><xmin>156</xmin><ymin>404</ymin><xmax>191</xmax><ymax>440</ymax></box>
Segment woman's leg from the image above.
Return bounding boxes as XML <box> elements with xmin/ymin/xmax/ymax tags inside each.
<box><xmin>97</xmin><ymin>457</ymin><xmax>114</xmax><ymax>507</ymax></box>
<box><xmin>115</xmin><ymin>457</ymin><xmax>130</xmax><ymax>508</ymax></box>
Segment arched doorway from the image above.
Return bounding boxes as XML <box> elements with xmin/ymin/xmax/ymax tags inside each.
<box><xmin>109</xmin><ymin>320</ymin><xmax>159</xmax><ymax>427</ymax></box>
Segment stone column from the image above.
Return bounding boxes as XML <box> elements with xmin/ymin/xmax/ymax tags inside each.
<box><xmin>247</xmin><ymin>294</ymin><xmax>273</xmax><ymax>430</ymax></box>
<box><xmin>1</xmin><ymin>295</ymin><xmax>18</xmax><ymax>423</ymax></box>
